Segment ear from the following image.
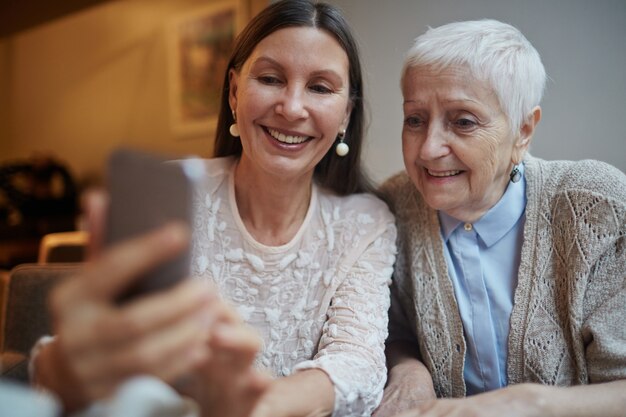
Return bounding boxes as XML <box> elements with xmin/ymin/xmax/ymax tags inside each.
<box><xmin>340</xmin><ymin>100</ymin><xmax>353</xmax><ymax>133</ymax></box>
<box><xmin>228</xmin><ymin>68</ymin><xmax>239</xmax><ymax>114</ymax></box>
<box><xmin>512</xmin><ymin>106</ymin><xmax>541</xmax><ymax>164</ymax></box>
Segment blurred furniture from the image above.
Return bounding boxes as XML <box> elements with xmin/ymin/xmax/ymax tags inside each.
<box><xmin>0</xmin><ymin>155</ymin><xmax>79</xmax><ymax>269</ymax></box>
<box><xmin>38</xmin><ymin>231</ymin><xmax>88</xmax><ymax>263</ymax></box>
<box><xmin>0</xmin><ymin>263</ymin><xmax>82</xmax><ymax>383</ymax></box>
<box><xmin>0</xmin><ymin>240</ymin><xmax>41</xmax><ymax>271</ymax></box>
<box><xmin>0</xmin><ymin>270</ymin><xmax>9</xmax><ymax>353</ymax></box>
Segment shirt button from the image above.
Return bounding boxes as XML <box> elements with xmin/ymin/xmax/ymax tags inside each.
<box><xmin>464</xmin><ymin>223</ymin><xmax>473</xmax><ymax>231</ymax></box>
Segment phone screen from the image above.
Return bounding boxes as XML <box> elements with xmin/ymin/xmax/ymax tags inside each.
<box><xmin>105</xmin><ymin>148</ymin><xmax>202</xmax><ymax>303</ymax></box>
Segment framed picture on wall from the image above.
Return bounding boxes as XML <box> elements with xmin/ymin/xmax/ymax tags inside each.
<box><xmin>167</xmin><ymin>1</ymin><xmax>243</xmax><ymax>138</ymax></box>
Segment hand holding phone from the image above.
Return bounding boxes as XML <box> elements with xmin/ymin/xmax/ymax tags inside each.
<box><xmin>105</xmin><ymin>148</ymin><xmax>202</xmax><ymax>303</ymax></box>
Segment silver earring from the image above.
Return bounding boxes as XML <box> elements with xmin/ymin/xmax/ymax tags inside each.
<box><xmin>229</xmin><ymin>109</ymin><xmax>240</xmax><ymax>138</ymax></box>
<box><xmin>335</xmin><ymin>130</ymin><xmax>349</xmax><ymax>157</ymax></box>
<box><xmin>510</xmin><ymin>165</ymin><xmax>521</xmax><ymax>183</ymax></box>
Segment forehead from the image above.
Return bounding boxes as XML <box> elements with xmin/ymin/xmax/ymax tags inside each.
<box><xmin>402</xmin><ymin>65</ymin><xmax>500</xmax><ymax>109</ymax></box>
<box><xmin>245</xmin><ymin>27</ymin><xmax>349</xmax><ymax>75</ymax></box>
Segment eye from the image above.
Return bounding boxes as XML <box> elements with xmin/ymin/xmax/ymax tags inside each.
<box><xmin>404</xmin><ymin>115</ymin><xmax>424</xmax><ymax>129</ymax></box>
<box><xmin>453</xmin><ymin>117</ymin><xmax>478</xmax><ymax>130</ymax></box>
<box><xmin>257</xmin><ymin>75</ymin><xmax>283</xmax><ymax>85</ymax></box>
<box><xmin>309</xmin><ymin>83</ymin><xmax>333</xmax><ymax>94</ymax></box>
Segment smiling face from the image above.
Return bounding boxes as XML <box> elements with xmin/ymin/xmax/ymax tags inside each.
<box><xmin>228</xmin><ymin>26</ymin><xmax>352</xmax><ymax>181</ymax></box>
<box><xmin>402</xmin><ymin>65</ymin><xmax>533</xmax><ymax>222</ymax></box>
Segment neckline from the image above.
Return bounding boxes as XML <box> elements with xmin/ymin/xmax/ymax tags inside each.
<box><xmin>227</xmin><ymin>159</ymin><xmax>317</xmax><ymax>252</ymax></box>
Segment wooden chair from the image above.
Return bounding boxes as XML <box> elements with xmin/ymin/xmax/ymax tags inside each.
<box><xmin>38</xmin><ymin>230</ymin><xmax>88</xmax><ymax>263</ymax></box>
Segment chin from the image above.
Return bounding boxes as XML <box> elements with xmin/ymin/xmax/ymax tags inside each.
<box><xmin>422</xmin><ymin>196</ymin><xmax>447</xmax><ymax>212</ymax></box>
<box><xmin>426</xmin><ymin>193</ymin><xmax>464</xmax><ymax>212</ymax></box>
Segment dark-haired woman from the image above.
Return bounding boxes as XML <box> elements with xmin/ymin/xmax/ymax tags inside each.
<box><xmin>192</xmin><ymin>1</ymin><xmax>396</xmax><ymax>415</ymax></box>
<box><xmin>34</xmin><ymin>1</ymin><xmax>396</xmax><ymax>417</ymax></box>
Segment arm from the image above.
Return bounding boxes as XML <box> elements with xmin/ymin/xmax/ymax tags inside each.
<box><xmin>33</xmin><ymin>223</ymin><xmax>217</xmax><ymax>412</ymax></box>
<box><xmin>373</xmin><ymin>340</ymin><xmax>436</xmax><ymax>417</ymax></box>
<box><xmin>249</xmin><ymin>369</ymin><xmax>335</xmax><ymax>417</ymax></box>
<box><xmin>176</xmin><ymin>309</ymin><xmax>271</xmax><ymax>417</ymax></box>
<box><xmin>396</xmin><ymin>381</ymin><xmax>626</xmax><ymax>417</ymax></box>
<box><xmin>280</xmin><ymin>220</ymin><xmax>397</xmax><ymax>417</ymax></box>
<box><xmin>373</xmin><ymin>275</ymin><xmax>436</xmax><ymax>417</ymax></box>
<box><xmin>374</xmin><ymin>255</ymin><xmax>437</xmax><ymax>417</ymax></box>
<box><xmin>33</xmin><ymin>191</ymin><xmax>268</xmax><ymax>416</ymax></box>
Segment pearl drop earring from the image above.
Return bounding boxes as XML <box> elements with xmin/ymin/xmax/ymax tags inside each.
<box><xmin>335</xmin><ymin>130</ymin><xmax>349</xmax><ymax>157</ymax></box>
<box><xmin>229</xmin><ymin>109</ymin><xmax>240</xmax><ymax>138</ymax></box>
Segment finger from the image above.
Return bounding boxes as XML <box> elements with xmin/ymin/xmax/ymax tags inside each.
<box><xmin>54</xmin><ymin>222</ymin><xmax>190</xmax><ymax>308</ymax></box>
<box><xmin>74</xmin><ymin>303</ymin><xmax>213</xmax><ymax>385</ymax></box>
<box><xmin>209</xmin><ymin>368</ymin><xmax>269</xmax><ymax>417</ymax></box>
<box><xmin>60</xmin><ymin>279</ymin><xmax>216</xmax><ymax>356</ymax></box>
<box><xmin>208</xmin><ymin>299</ymin><xmax>243</xmax><ymax>326</ymax></box>
<box><xmin>246</xmin><ymin>369</ymin><xmax>272</xmax><ymax>395</ymax></box>
<box><xmin>83</xmin><ymin>189</ymin><xmax>108</xmax><ymax>260</ymax></box>
<box><xmin>211</xmin><ymin>323</ymin><xmax>261</xmax><ymax>354</ymax></box>
<box><xmin>121</xmin><ymin>314</ymin><xmax>211</xmax><ymax>382</ymax></box>
<box><xmin>93</xmin><ymin>221</ymin><xmax>190</xmax><ymax>300</ymax></box>
<box><xmin>209</xmin><ymin>324</ymin><xmax>261</xmax><ymax>372</ymax></box>
<box><xmin>58</xmin><ymin>322</ymin><xmax>211</xmax><ymax>402</ymax></box>
<box><xmin>97</xmin><ymin>280</ymin><xmax>217</xmax><ymax>347</ymax></box>
<box><xmin>156</xmin><ymin>343</ymin><xmax>211</xmax><ymax>384</ymax></box>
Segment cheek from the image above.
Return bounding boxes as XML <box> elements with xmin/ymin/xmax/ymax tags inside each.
<box><xmin>238</xmin><ymin>82</ymin><xmax>278</xmax><ymax>114</ymax></box>
<box><xmin>464</xmin><ymin>137</ymin><xmax>513</xmax><ymax>195</ymax></box>
<box><xmin>320</xmin><ymin>109</ymin><xmax>344</xmax><ymax>130</ymax></box>
<box><xmin>242</xmin><ymin>88</ymin><xmax>271</xmax><ymax>112</ymax></box>
<box><xmin>319</xmin><ymin>98</ymin><xmax>350</xmax><ymax>126</ymax></box>
<box><xmin>401</xmin><ymin>132</ymin><xmax>418</xmax><ymax>159</ymax></box>
<box><xmin>470</xmin><ymin>134</ymin><xmax>504</xmax><ymax>174</ymax></box>
<box><xmin>402</xmin><ymin>135</ymin><xmax>423</xmax><ymax>180</ymax></box>
<box><xmin>401</xmin><ymin>140</ymin><xmax>415</xmax><ymax>171</ymax></box>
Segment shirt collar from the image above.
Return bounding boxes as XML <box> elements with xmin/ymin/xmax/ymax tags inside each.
<box><xmin>439</xmin><ymin>164</ymin><xmax>526</xmax><ymax>247</ymax></box>
<box><xmin>439</xmin><ymin>209</ymin><xmax>461</xmax><ymax>242</ymax></box>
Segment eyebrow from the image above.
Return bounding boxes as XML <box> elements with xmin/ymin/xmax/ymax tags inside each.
<box><xmin>403</xmin><ymin>97</ymin><xmax>482</xmax><ymax>106</ymax></box>
<box><xmin>251</xmin><ymin>56</ymin><xmax>285</xmax><ymax>70</ymax></box>
<box><xmin>251</xmin><ymin>56</ymin><xmax>346</xmax><ymax>84</ymax></box>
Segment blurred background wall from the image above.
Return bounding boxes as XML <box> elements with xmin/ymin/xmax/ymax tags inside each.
<box><xmin>330</xmin><ymin>0</ymin><xmax>626</xmax><ymax>181</ymax></box>
<box><xmin>0</xmin><ymin>0</ymin><xmax>265</xmax><ymax>186</ymax></box>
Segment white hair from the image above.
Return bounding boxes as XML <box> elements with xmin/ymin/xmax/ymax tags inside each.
<box><xmin>401</xmin><ymin>19</ymin><xmax>546</xmax><ymax>134</ymax></box>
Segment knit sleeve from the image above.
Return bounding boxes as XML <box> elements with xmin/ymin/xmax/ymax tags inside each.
<box><xmin>567</xmin><ymin>162</ymin><xmax>626</xmax><ymax>383</ymax></box>
<box><xmin>379</xmin><ymin>173</ymin><xmax>420</xmax><ymax>345</ymax></box>
<box><xmin>293</xmin><ymin>217</ymin><xmax>396</xmax><ymax>417</ymax></box>
<box><xmin>582</xmin><ymin>235</ymin><xmax>626</xmax><ymax>383</ymax></box>
<box><xmin>387</xmin><ymin>274</ymin><xmax>418</xmax><ymax>344</ymax></box>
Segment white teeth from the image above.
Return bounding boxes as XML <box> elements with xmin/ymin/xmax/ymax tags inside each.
<box><xmin>427</xmin><ymin>169</ymin><xmax>461</xmax><ymax>177</ymax></box>
<box><xmin>268</xmin><ymin>128</ymin><xmax>308</xmax><ymax>144</ymax></box>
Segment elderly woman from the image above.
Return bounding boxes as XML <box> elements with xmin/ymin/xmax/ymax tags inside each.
<box><xmin>376</xmin><ymin>19</ymin><xmax>626</xmax><ymax>417</ymax></box>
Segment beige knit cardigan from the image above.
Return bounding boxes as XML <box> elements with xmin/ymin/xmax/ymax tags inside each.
<box><xmin>380</xmin><ymin>155</ymin><xmax>626</xmax><ymax>397</ymax></box>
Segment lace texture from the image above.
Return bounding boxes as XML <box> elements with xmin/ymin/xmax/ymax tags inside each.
<box><xmin>191</xmin><ymin>157</ymin><xmax>397</xmax><ymax>416</ymax></box>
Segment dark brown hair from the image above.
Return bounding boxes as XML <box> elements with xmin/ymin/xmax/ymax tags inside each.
<box><xmin>213</xmin><ymin>0</ymin><xmax>373</xmax><ymax>195</ymax></box>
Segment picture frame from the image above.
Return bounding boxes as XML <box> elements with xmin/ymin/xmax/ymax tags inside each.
<box><xmin>167</xmin><ymin>0</ymin><xmax>254</xmax><ymax>138</ymax></box>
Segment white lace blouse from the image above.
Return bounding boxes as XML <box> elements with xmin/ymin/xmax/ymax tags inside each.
<box><xmin>190</xmin><ymin>156</ymin><xmax>397</xmax><ymax>416</ymax></box>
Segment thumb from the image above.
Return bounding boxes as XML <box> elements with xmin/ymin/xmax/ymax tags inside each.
<box><xmin>82</xmin><ymin>189</ymin><xmax>108</xmax><ymax>261</ymax></box>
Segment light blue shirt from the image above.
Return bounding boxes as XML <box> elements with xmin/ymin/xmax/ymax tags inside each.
<box><xmin>439</xmin><ymin>165</ymin><xmax>526</xmax><ymax>395</ymax></box>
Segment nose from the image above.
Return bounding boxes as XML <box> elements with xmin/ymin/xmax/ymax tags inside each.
<box><xmin>419</xmin><ymin>122</ymin><xmax>450</xmax><ymax>161</ymax></box>
<box><xmin>275</xmin><ymin>86</ymin><xmax>309</xmax><ymax>121</ymax></box>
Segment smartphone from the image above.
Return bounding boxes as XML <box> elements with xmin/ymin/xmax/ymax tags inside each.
<box><xmin>104</xmin><ymin>148</ymin><xmax>203</xmax><ymax>303</ymax></box>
